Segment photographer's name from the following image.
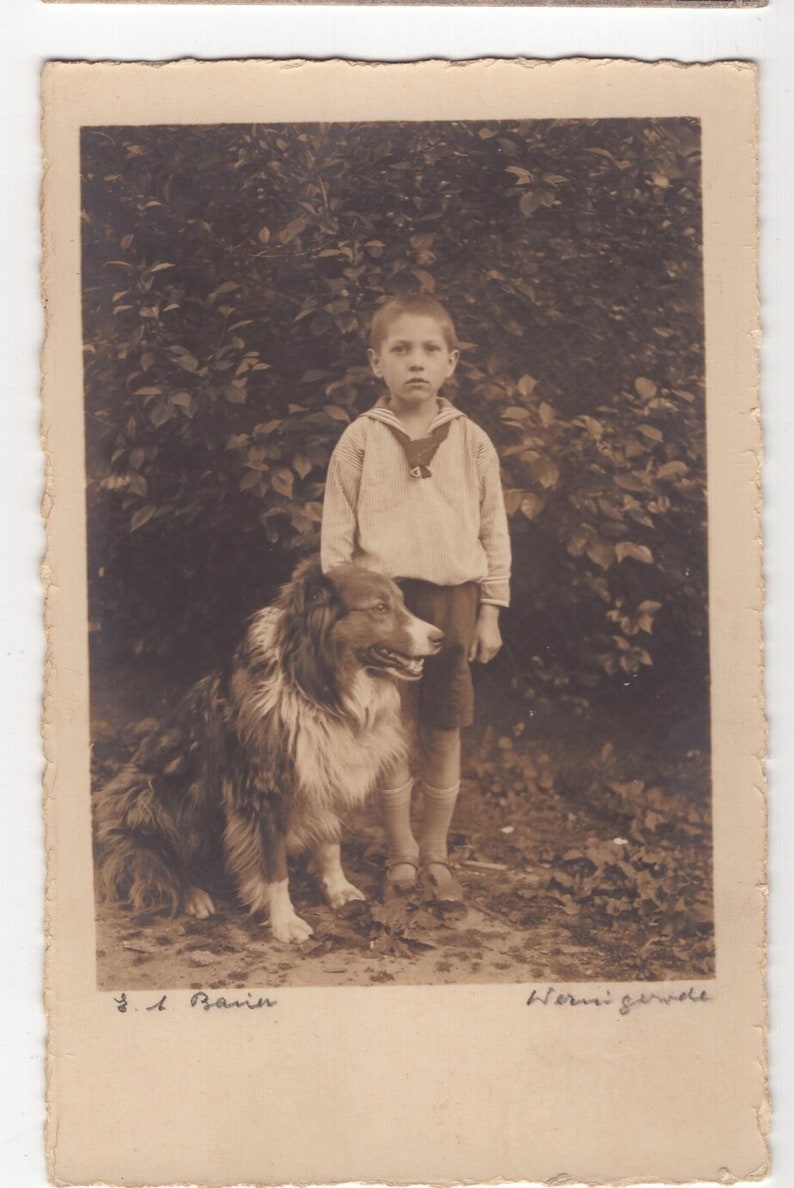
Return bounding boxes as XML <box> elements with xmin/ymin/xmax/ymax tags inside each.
<box><xmin>526</xmin><ymin>984</ymin><xmax>711</xmax><ymax>1017</ymax></box>
<box><xmin>113</xmin><ymin>991</ymin><xmax>277</xmax><ymax>1014</ymax></box>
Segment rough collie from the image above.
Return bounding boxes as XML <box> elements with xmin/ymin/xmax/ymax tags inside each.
<box><xmin>93</xmin><ymin>559</ymin><xmax>443</xmax><ymax>942</ymax></box>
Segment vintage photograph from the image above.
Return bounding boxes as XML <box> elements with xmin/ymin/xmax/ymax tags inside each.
<box><xmin>43</xmin><ymin>59</ymin><xmax>764</xmax><ymax>1187</ymax></box>
<box><xmin>81</xmin><ymin>116</ymin><xmax>714</xmax><ymax>989</ymax></box>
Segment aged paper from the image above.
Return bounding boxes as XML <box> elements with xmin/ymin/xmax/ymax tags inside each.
<box><xmin>43</xmin><ymin>58</ymin><xmax>764</xmax><ymax>1186</ymax></box>
<box><xmin>43</xmin><ymin>1</ymin><xmax>768</xmax><ymax>9</ymax></box>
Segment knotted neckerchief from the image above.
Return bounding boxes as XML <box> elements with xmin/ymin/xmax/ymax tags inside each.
<box><xmin>383</xmin><ymin>418</ymin><xmax>452</xmax><ymax>479</ymax></box>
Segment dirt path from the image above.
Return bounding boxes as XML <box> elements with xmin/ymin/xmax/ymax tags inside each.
<box><xmin>95</xmin><ymin>774</ymin><xmax>713</xmax><ymax>990</ymax></box>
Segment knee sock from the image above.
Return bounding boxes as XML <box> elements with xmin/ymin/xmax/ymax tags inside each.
<box><xmin>379</xmin><ymin>778</ymin><xmax>418</xmax><ymax>865</ymax></box>
<box><xmin>419</xmin><ymin>781</ymin><xmax>460</xmax><ymax>864</ymax></box>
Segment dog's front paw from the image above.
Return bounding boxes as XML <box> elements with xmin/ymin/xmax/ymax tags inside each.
<box><xmin>183</xmin><ymin>887</ymin><xmax>215</xmax><ymax>918</ymax></box>
<box><xmin>324</xmin><ymin>877</ymin><xmax>367</xmax><ymax>910</ymax></box>
<box><xmin>270</xmin><ymin>910</ymin><xmax>314</xmax><ymax>944</ymax></box>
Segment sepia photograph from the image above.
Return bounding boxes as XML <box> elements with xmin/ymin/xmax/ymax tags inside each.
<box><xmin>81</xmin><ymin>115</ymin><xmax>713</xmax><ymax>989</ymax></box>
<box><xmin>43</xmin><ymin>59</ymin><xmax>764</xmax><ymax>1187</ymax></box>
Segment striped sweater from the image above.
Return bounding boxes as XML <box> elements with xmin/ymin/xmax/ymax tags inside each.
<box><xmin>321</xmin><ymin>398</ymin><xmax>511</xmax><ymax>607</ymax></box>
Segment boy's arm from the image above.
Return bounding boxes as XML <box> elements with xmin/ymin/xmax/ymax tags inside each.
<box><xmin>320</xmin><ymin>425</ymin><xmax>364</xmax><ymax>572</ymax></box>
<box><xmin>475</xmin><ymin>433</ymin><xmax>512</xmax><ymax>609</ymax></box>
<box><xmin>467</xmin><ymin>431</ymin><xmax>510</xmax><ymax>663</ymax></box>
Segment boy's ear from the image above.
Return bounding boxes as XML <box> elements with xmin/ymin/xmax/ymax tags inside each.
<box><xmin>368</xmin><ymin>347</ymin><xmax>382</xmax><ymax>377</ymax></box>
<box><xmin>446</xmin><ymin>349</ymin><xmax>460</xmax><ymax>377</ymax></box>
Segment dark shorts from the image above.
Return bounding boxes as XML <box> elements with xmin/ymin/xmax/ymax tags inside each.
<box><xmin>398</xmin><ymin>580</ymin><xmax>479</xmax><ymax>731</ymax></box>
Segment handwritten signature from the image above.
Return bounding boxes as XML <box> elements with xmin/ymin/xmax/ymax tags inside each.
<box><xmin>113</xmin><ymin>991</ymin><xmax>277</xmax><ymax>1013</ymax></box>
<box><xmin>526</xmin><ymin>984</ymin><xmax>711</xmax><ymax>1016</ymax></box>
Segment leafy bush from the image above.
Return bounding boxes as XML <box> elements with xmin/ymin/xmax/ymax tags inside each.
<box><xmin>81</xmin><ymin>118</ymin><xmax>707</xmax><ymax>721</ymax></box>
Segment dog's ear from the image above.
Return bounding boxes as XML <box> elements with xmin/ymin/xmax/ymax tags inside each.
<box><xmin>284</xmin><ymin>556</ymin><xmax>336</xmax><ymax>617</ymax></box>
<box><xmin>275</xmin><ymin>558</ymin><xmax>343</xmax><ymax>709</ymax></box>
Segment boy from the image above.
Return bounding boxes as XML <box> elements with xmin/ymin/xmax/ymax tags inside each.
<box><xmin>321</xmin><ymin>294</ymin><xmax>511</xmax><ymax>903</ymax></box>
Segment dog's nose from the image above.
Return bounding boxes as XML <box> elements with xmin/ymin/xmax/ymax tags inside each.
<box><xmin>428</xmin><ymin>626</ymin><xmax>444</xmax><ymax>650</ymax></box>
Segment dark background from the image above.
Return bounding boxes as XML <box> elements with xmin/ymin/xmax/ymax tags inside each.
<box><xmin>81</xmin><ymin>118</ymin><xmax>707</xmax><ymax>739</ymax></box>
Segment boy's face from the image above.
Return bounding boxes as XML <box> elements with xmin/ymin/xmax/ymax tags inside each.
<box><xmin>368</xmin><ymin>314</ymin><xmax>459</xmax><ymax>407</ymax></box>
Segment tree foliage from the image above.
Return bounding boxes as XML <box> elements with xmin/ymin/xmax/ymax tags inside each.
<box><xmin>81</xmin><ymin>118</ymin><xmax>707</xmax><ymax>721</ymax></box>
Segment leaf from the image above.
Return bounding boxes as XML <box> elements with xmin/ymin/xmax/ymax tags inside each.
<box><xmin>529</xmin><ymin>458</ymin><xmax>559</xmax><ymax>490</ymax></box>
<box><xmin>239</xmin><ymin>471</ymin><xmax>261</xmax><ymax>493</ymax></box>
<box><xmin>257</xmin><ymin>226</ymin><xmax>271</xmax><ymax>244</ymax></box>
<box><xmin>293</xmin><ymin>453</ymin><xmax>313</xmax><ymax>480</ymax></box>
<box><xmin>517</xmin><ymin>374</ymin><xmax>538</xmax><ymax>398</ymax></box>
<box><xmin>170</xmin><ymin>391</ymin><xmax>196</xmax><ymax>418</ymax></box>
<box><xmin>149</xmin><ymin>403</ymin><xmax>173</xmax><ymax>428</ymax></box>
<box><xmin>303</xmin><ymin>502</ymin><xmax>324</xmax><ymax>523</ymax></box>
<box><xmin>412</xmin><ymin>269</ymin><xmax>436</xmax><ymax>293</ymax></box>
<box><xmin>538</xmin><ymin>401</ymin><xmax>556</xmax><ymax>427</ymax></box>
<box><xmin>225</xmin><ymin>434</ymin><xmax>250</xmax><ymax>451</ymax></box>
<box><xmin>586</xmin><ymin>541</ymin><xmax>616</xmax><ymax>570</ymax></box>
<box><xmin>519</xmin><ymin>191</ymin><xmax>542</xmax><ymax>217</ymax></box>
<box><xmin>579</xmin><ymin>416</ymin><xmax>604</xmax><ymax>440</ymax></box>
<box><xmin>614</xmin><ymin>472</ymin><xmax>648</xmax><ymax>492</ymax></box>
<box><xmin>323</xmin><ymin>404</ymin><xmax>350</xmax><ymax>423</ymax></box>
<box><xmin>657</xmin><ymin>460</ymin><xmax>689</xmax><ymax>480</ymax></box>
<box><xmin>148</xmin><ymin>262</ymin><xmax>175</xmax><ymax>273</ymax></box>
<box><xmin>520</xmin><ymin>493</ymin><xmax>545</xmax><ymax>520</ymax></box>
<box><xmin>271</xmin><ymin>467</ymin><xmax>294</xmax><ymax>498</ymax></box>
<box><xmin>310</xmin><ymin>313</ymin><xmax>333</xmax><ymax>337</ymax></box>
<box><xmin>637</xmin><ymin>424</ymin><xmax>663</xmax><ymax>443</ymax></box>
<box><xmin>615</xmin><ymin>542</ymin><xmax>654</xmax><ymax>564</ymax></box>
<box><xmin>501</xmin><ymin>405</ymin><xmax>529</xmax><ymax>422</ymax></box>
<box><xmin>634</xmin><ymin>377</ymin><xmax>658</xmax><ymax>400</ymax></box>
<box><xmin>225</xmin><ymin>386</ymin><xmax>247</xmax><ymax>405</ymax></box>
<box><xmin>502</xmin><ymin>489</ymin><xmax>524</xmax><ymax>516</ymax></box>
<box><xmin>279</xmin><ymin>217</ymin><xmax>307</xmax><ymax>245</ymax></box>
<box><xmin>127</xmin><ymin>472</ymin><xmax>147</xmax><ymax>497</ymax></box>
<box><xmin>209</xmin><ymin>281</ymin><xmax>240</xmax><ymax>301</ymax></box>
<box><xmin>130</xmin><ymin>505</ymin><xmax>156</xmax><ymax>532</ymax></box>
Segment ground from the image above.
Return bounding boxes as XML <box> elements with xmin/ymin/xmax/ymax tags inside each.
<box><xmin>92</xmin><ymin>702</ymin><xmax>715</xmax><ymax>991</ymax></box>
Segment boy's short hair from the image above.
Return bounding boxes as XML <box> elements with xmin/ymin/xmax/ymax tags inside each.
<box><xmin>369</xmin><ymin>295</ymin><xmax>458</xmax><ymax>353</ymax></box>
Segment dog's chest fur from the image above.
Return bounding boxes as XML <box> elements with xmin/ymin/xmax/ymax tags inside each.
<box><xmin>233</xmin><ymin>613</ymin><xmax>406</xmax><ymax>851</ymax></box>
<box><xmin>268</xmin><ymin>676</ymin><xmax>405</xmax><ymax>853</ymax></box>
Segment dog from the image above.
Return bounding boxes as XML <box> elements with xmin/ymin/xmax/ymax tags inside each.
<box><xmin>93</xmin><ymin>558</ymin><xmax>443</xmax><ymax>942</ymax></box>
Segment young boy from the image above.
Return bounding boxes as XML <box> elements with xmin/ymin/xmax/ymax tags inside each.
<box><xmin>321</xmin><ymin>294</ymin><xmax>511</xmax><ymax>903</ymax></box>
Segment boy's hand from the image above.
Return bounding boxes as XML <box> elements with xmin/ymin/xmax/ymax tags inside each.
<box><xmin>469</xmin><ymin>605</ymin><xmax>502</xmax><ymax>664</ymax></box>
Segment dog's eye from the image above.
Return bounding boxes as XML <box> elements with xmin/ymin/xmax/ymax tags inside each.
<box><xmin>374</xmin><ymin>603</ymin><xmax>388</xmax><ymax>614</ymax></box>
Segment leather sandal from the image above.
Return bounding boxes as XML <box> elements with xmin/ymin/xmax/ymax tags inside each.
<box><xmin>384</xmin><ymin>856</ymin><xmax>420</xmax><ymax>900</ymax></box>
<box><xmin>422</xmin><ymin>858</ymin><xmax>464</xmax><ymax>905</ymax></box>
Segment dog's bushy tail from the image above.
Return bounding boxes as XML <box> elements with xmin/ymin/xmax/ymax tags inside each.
<box><xmin>93</xmin><ymin>769</ymin><xmax>184</xmax><ymax>915</ymax></box>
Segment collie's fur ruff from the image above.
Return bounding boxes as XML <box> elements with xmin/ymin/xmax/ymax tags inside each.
<box><xmin>93</xmin><ymin>559</ymin><xmax>443</xmax><ymax>942</ymax></box>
